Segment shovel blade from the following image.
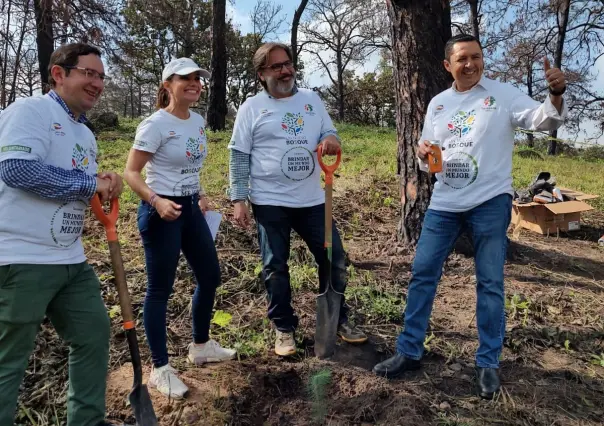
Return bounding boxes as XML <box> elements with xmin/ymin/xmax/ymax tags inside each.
<box><xmin>129</xmin><ymin>384</ymin><xmax>159</xmax><ymax>426</ymax></box>
<box><xmin>314</xmin><ymin>288</ymin><xmax>342</xmax><ymax>359</ymax></box>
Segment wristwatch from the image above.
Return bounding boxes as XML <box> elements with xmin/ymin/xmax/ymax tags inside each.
<box><xmin>549</xmin><ymin>85</ymin><xmax>566</xmax><ymax>96</ymax></box>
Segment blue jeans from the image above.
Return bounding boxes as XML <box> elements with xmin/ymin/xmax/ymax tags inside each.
<box><xmin>396</xmin><ymin>194</ymin><xmax>512</xmax><ymax>368</ymax></box>
<box><xmin>137</xmin><ymin>194</ymin><xmax>221</xmax><ymax>368</ymax></box>
<box><xmin>252</xmin><ymin>203</ymin><xmax>349</xmax><ymax>332</ymax></box>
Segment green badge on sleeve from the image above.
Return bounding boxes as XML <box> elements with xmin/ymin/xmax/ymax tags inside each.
<box><xmin>1</xmin><ymin>145</ymin><xmax>32</xmax><ymax>153</ymax></box>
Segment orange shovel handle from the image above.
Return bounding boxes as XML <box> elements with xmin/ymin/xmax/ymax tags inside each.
<box><xmin>90</xmin><ymin>195</ymin><xmax>119</xmax><ymax>242</ymax></box>
<box><xmin>317</xmin><ymin>144</ymin><xmax>342</xmax><ymax>185</ymax></box>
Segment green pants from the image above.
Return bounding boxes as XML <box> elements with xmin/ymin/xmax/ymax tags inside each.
<box><xmin>0</xmin><ymin>263</ymin><xmax>110</xmax><ymax>426</ymax></box>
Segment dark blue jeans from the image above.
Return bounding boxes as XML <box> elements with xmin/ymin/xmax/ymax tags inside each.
<box><xmin>137</xmin><ymin>194</ymin><xmax>221</xmax><ymax>368</ymax></box>
<box><xmin>252</xmin><ymin>203</ymin><xmax>349</xmax><ymax>332</ymax></box>
<box><xmin>396</xmin><ymin>194</ymin><xmax>512</xmax><ymax>368</ymax></box>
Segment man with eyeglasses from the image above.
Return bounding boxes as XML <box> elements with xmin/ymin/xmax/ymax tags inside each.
<box><xmin>0</xmin><ymin>42</ymin><xmax>123</xmax><ymax>426</ymax></box>
<box><xmin>228</xmin><ymin>42</ymin><xmax>367</xmax><ymax>357</ymax></box>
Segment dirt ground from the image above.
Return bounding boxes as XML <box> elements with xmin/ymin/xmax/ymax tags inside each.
<box><xmin>20</xmin><ymin>178</ymin><xmax>604</xmax><ymax>425</ymax></box>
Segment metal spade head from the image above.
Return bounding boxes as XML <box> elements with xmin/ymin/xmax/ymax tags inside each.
<box><xmin>129</xmin><ymin>383</ymin><xmax>159</xmax><ymax>426</ymax></box>
<box><xmin>314</xmin><ymin>286</ymin><xmax>342</xmax><ymax>359</ymax></box>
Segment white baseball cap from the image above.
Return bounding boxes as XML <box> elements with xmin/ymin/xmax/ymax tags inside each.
<box><xmin>162</xmin><ymin>57</ymin><xmax>210</xmax><ymax>81</ymax></box>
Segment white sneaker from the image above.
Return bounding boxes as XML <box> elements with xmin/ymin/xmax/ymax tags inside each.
<box><xmin>187</xmin><ymin>339</ymin><xmax>237</xmax><ymax>365</ymax></box>
<box><xmin>275</xmin><ymin>330</ymin><xmax>296</xmax><ymax>357</ymax></box>
<box><xmin>148</xmin><ymin>364</ymin><xmax>188</xmax><ymax>399</ymax></box>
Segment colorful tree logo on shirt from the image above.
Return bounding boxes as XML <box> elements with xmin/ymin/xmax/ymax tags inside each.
<box><xmin>482</xmin><ymin>96</ymin><xmax>497</xmax><ymax>111</ymax></box>
<box><xmin>199</xmin><ymin>127</ymin><xmax>205</xmax><ymax>136</ymax></box>
<box><xmin>186</xmin><ymin>137</ymin><xmax>203</xmax><ymax>164</ymax></box>
<box><xmin>447</xmin><ymin>110</ymin><xmax>476</xmax><ymax>138</ymax></box>
<box><xmin>484</xmin><ymin>96</ymin><xmax>496</xmax><ymax>107</ymax></box>
<box><xmin>72</xmin><ymin>143</ymin><xmax>89</xmax><ymax>171</ymax></box>
<box><xmin>281</xmin><ymin>112</ymin><xmax>305</xmax><ymax>136</ymax></box>
<box><xmin>304</xmin><ymin>104</ymin><xmax>313</xmax><ymax>112</ymax></box>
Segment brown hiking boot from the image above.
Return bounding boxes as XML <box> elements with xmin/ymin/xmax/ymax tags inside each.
<box><xmin>337</xmin><ymin>322</ymin><xmax>368</xmax><ymax>343</ymax></box>
<box><xmin>275</xmin><ymin>330</ymin><xmax>296</xmax><ymax>356</ymax></box>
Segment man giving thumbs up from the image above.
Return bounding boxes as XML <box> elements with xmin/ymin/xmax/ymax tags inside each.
<box><xmin>373</xmin><ymin>34</ymin><xmax>568</xmax><ymax>400</ymax></box>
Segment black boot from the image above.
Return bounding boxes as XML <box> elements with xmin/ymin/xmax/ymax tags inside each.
<box><xmin>476</xmin><ymin>367</ymin><xmax>500</xmax><ymax>399</ymax></box>
<box><xmin>372</xmin><ymin>354</ymin><xmax>420</xmax><ymax>379</ymax></box>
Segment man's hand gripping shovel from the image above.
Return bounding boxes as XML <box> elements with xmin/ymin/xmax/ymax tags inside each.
<box><xmin>91</xmin><ymin>195</ymin><xmax>159</xmax><ymax>426</ymax></box>
<box><xmin>314</xmin><ymin>144</ymin><xmax>343</xmax><ymax>359</ymax></box>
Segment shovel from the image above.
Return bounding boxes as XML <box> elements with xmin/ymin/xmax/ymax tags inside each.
<box><xmin>91</xmin><ymin>195</ymin><xmax>159</xmax><ymax>426</ymax></box>
<box><xmin>314</xmin><ymin>143</ymin><xmax>343</xmax><ymax>359</ymax></box>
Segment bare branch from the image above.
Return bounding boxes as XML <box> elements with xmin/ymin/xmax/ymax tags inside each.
<box><xmin>300</xmin><ymin>0</ymin><xmax>382</xmax><ymax>120</ymax></box>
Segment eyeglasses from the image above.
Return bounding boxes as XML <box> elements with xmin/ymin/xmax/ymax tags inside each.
<box><xmin>264</xmin><ymin>61</ymin><xmax>294</xmax><ymax>72</ymax></box>
<box><xmin>62</xmin><ymin>65</ymin><xmax>106</xmax><ymax>81</ymax></box>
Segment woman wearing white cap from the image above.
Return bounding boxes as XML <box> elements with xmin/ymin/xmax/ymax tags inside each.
<box><xmin>124</xmin><ymin>57</ymin><xmax>236</xmax><ymax>399</ymax></box>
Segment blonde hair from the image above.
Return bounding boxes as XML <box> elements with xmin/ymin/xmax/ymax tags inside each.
<box><xmin>253</xmin><ymin>42</ymin><xmax>293</xmax><ymax>89</ymax></box>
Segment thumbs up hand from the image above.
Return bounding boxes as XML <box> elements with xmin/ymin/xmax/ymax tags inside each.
<box><xmin>544</xmin><ymin>57</ymin><xmax>566</xmax><ymax>96</ymax></box>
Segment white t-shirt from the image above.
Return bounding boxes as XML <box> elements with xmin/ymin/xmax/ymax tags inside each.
<box><xmin>419</xmin><ymin>77</ymin><xmax>567</xmax><ymax>212</ymax></box>
<box><xmin>228</xmin><ymin>88</ymin><xmax>339</xmax><ymax>207</ymax></box>
<box><xmin>0</xmin><ymin>94</ymin><xmax>98</xmax><ymax>265</ymax></box>
<box><xmin>133</xmin><ymin>109</ymin><xmax>208</xmax><ymax>196</ymax></box>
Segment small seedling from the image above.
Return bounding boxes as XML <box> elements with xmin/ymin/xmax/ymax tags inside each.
<box><xmin>308</xmin><ymin>369</ymin><xmax>332</xmax><ymax>424</ymax></box>
<box><xmin>564</xmin><ymin>339</ymin><xmax>572</xmax><ymax>352</ymax></box>
<box><xmin>505</xmin><ymin>294</ymin><xmax>531</xmax><ymax>326</ymax></box>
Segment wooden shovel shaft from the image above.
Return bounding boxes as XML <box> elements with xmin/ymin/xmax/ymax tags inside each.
<box><xmin>90</xmin><ymin>196</ymin><xmax>135</xmax><ymax>330</ymax></box>
<box><xmin>317</xmin><ymin>143</ymin><xmax>339</xmax><ymax>264</ymax></box>
<box><xmin>108</xmin><ymin>240</ymin><xmax>135</xmax><ymax>328</ymax></box>
<box><xmin>324</xmin><ymin>180</ymin><xmax>333</xmax><ymax>298</ymax></box>
<box><xmin>325</xmin><ymin>182</ymin><xmax>333</xmax><ymax>260</ymax></box>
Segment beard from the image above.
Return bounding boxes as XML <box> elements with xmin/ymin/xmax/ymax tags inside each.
<box><xmin>265</xmin><ymin>73</ymin><xmax>296</xmax><ymax>96</ymax></box>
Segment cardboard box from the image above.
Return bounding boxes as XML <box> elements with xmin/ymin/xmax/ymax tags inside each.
<box><xmin>512</xmin><ymin>188</ymin><xmax>599</xmax><ymax>235</ymax></box>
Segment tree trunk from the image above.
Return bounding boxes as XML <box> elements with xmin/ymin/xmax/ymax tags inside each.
<box><xmin>207</xmin><ymin>0</ymin><xmax>228</xmax><ymax>131</ymax></box>
<box><xmin>548</xmin><ymin>0</ymin><xmax>570</xmax><ymax>156</ymax></box>
<box><xmin>252</xmin><ymin>35</ymin><xmax>261</xmax><ymax>96</ymax></box>
<box><xmin>291</xmin><ymin>0</ymin><xmax>309</xmax><ymax>69</ymax></box>
<box><xmin>138</xmin><ymin>82</ymin><xmax>142</xmax><ymax>116</ymax></box>
<box><xmin>467</xmin><ymin>0</ymin><xmax>480</xmax><ymax>42</ymax></box>
<box><xmin>61</xmin><ymin>3</ymin><xmax>69</xmax><ymax>45</ymax></box>
<box><xmin>129</xmin><ymin>75</ymin><xmax>135</xmax><ymax>118</ymax></box>
<box><xmin>182</xmin><ymin>6</ymin><xmax>195</xmax><ymax>58</ymax></box>
<box><xmin>1</xmin><ymin>0</ymin><xmax>13</xmax><ymax>108</ymax></box>
<box><xmin>526</xmin><ymin>59</ymin><xmax>534</xmax><ymax>147</ymax></box>
<box><xmin>337</xmin><ymin>51</ymin><xmax>345</xmax><ymax>121</ymax></box>
<box><xmin>386</xmin><ymin>0</ymin><xmax>452</xmax><ymax>246</ymax></box>
<box><xmin>34</xmin><ymin>0</ymin><xmax>54</xmax><ymax>94</ymax></box>
<box><xmin>9</xmin><ymin>1</ymin><xmax>30</xmax><ymax>105</ymax></box>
